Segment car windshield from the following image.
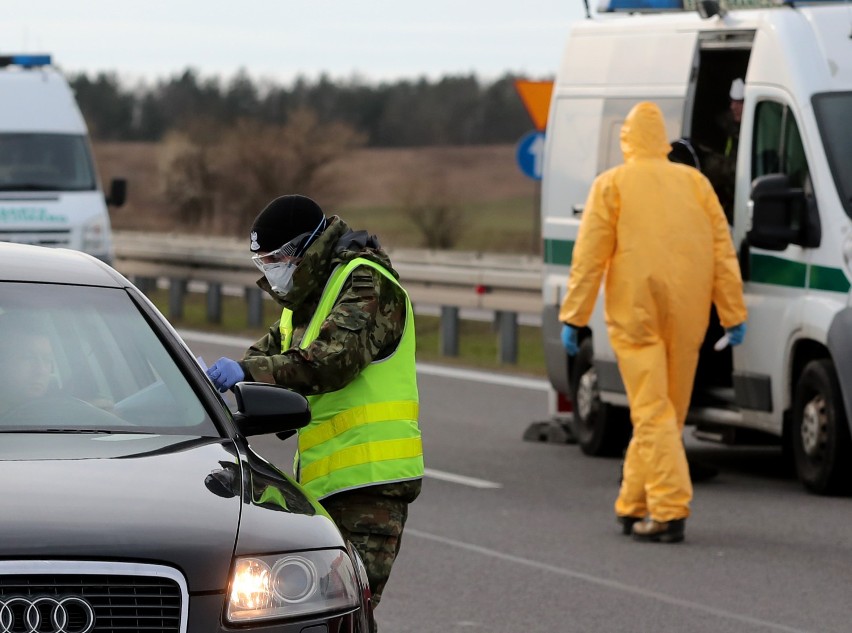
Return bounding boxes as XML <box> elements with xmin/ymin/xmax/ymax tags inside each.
<box><xmin>0</xmin><ymin>283</ymin><xmax>218</xmax><ymax>436</ymax></box>
<box><xmin>812</xmin><ymin>91</ymin><xmax>852</xmax><ymax>219</ymax></box>
<box><xmin>0</xmin><ymin>133</ymin><xmax>96</xmax><ymax>191</ymax></box>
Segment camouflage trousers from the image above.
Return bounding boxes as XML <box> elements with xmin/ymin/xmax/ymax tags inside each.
<box><xmin>321</xmin><ymin>479</ymin><xmax>422</xmax><ymax>631</ymax></box>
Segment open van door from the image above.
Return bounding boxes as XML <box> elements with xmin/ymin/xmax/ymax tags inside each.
<box><xmin>681</xmin><ymin>32</ymin><xmax>753</xmax><ymax>425</ymax></box>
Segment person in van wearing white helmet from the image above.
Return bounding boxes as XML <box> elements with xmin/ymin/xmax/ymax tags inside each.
<box><xmin>726</xmin><ymin>78</ymin><xmax>745</xmax><ymax>146</ymax></box>
<box><xmin>704</xmin><ymin>77</ymin><xmax>745</xmax><ymax>222</ymax></box>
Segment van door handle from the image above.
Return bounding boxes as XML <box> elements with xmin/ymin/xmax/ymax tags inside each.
<box><xmin>572</xmin><ymin>204</ymin><xmax>584</xmax><ymax>216</ymax></box>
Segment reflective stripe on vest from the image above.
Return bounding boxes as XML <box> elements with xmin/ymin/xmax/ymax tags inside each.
<box><xmin>279</xmin><ymin>308</ymin><xmax>294</xmax><ymax>349</ymax></box>
<box><xmin>284</xmin><ymin>258</ymin><xmax>422</xmax><ymax>499</ymax></box>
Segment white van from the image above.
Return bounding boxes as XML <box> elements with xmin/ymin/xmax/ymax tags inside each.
<box><xmin>540</xmin><ymin>0</ymin><xmax>852</xmax><ymax>494</ymax></box>
<box><xmin>0</xmin><ymin>54</ymin><xmax>125</xmax><ymax>263</ymax></box>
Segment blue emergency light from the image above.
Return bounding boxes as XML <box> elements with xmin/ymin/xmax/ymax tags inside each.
<box><xmin>599</xmin><ymin>0</ymin><xmax>684</xmax><ymax>11</ymax></box>
<box><xmin>0</xmin><ymin>54</ymin><xmax>52</xmax><ymax>68</ymax></box>
<box><xmin>600</xmin><ymin>0</ymin><xmax>847</xmax><ymax>11</ymax></box>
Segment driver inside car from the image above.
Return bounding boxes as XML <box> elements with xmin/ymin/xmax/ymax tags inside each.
<box><xmin>0</xmin><ymin>325</ymin><xmax>55</xmax><ymax>415</ymax></box>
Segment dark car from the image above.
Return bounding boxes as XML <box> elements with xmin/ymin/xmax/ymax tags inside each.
<box><xmin>0</xmin><ymin>242</ymin><xmax>372</xmax><ymax>633</ymax></box>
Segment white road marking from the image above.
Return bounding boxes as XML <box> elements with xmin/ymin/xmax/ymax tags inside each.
<box><xmin>178</xmin><ymin>330</ymin><xmax>254</xmax><ymax>348</ymax></box>
<box><xmin>415</xmin><ymin>363</ymin><xmax>549</xmax><ymax>391</ymax></box>
<box><xmin>406</xmin><ymin>529</ymin><xmax>816</xmax><ymax>633</ymax></box>
<box><xmin>424</xmin><ymin>468</ymin><xmax>502</xmax><ymax>489</ymax></box>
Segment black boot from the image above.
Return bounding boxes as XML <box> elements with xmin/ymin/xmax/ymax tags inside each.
<box><xmin>632</xmin><ymin>518</ymin><xmax>686</xmax><ymax>543</ymax></box>
<box><xmin>616</xmin><ymin>515</ymin><xmax>643</xmax><ymax>535</ymax></box>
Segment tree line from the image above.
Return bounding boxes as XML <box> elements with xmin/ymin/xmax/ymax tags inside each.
<box><xmin>70</xmin><ymin>69</ymin><xmax>543</xmax><ymax>147</ymax></box>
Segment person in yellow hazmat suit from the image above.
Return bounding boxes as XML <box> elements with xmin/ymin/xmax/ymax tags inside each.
<box><xmin>559</xmin><ymin>101</ymin><xmax>748</xmax><ymax>543</ymax></box>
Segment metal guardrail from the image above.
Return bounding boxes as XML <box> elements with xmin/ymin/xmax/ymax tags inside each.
<box><xmin>112</xmin><ymin>231</ymin><xmax>545</xmax><ymax>364</ymax></box>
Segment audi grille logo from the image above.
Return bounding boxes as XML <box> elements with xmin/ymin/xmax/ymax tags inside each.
<box><xmin>0</xmin><ymin>597</ymin><xmax>95</xmax><ymax>633</ymax></box>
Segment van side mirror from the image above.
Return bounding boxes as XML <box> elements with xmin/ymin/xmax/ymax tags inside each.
<box><xmin>747</xmin><ymin>174</ymin><xmax>820</xmax><ymax>251</ymax></box>
<box><xmin>231</xmin><ymin>381</ymin><xmax>311</xmax><ymax>437</ymax></box>
<box><xmin>106</xmin><ymin>178</ymin><xmax>127</xmax><ymax>207</ymax></box>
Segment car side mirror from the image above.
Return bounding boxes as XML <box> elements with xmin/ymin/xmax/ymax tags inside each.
<box><xmin>232</xmin><ymin>382</ymin><xmax>311</xmax><ymax>437</ymax></box>
<box><xmin>106</xmin><ymin>178</ymin><xmax>127</xmax><ymax>207</ymax></box>
<box><xmin>747</xmin><ymin>173</ymin><xmax>819</xmax><ymax>251</ymax></box>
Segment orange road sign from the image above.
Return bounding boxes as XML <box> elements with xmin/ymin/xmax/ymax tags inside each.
<box><xmin>514</xmin><ymin>79</ymin><xmax>554</xmax><ymax>131</ymax></box>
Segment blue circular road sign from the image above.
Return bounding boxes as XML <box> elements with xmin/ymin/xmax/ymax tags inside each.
<box><xmin>515</xmin><ymin>130</ymin><xmax>546</xmax><ymax>181</ymax></box>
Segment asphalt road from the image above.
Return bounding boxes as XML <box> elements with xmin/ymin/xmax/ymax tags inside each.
<box><xmin>186</xmin><ymin>330</ymin><xmax>852</xmax><ymax>633</ymax></box>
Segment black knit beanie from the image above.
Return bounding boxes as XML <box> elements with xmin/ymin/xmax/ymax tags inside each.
<box><xmin>249</xmin><ymin>195</ymin><xmax>326</xmax><ymax>253</ymax></box>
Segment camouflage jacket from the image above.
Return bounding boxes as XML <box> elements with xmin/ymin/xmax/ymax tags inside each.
<box><xmin>239</xmin><ymin>216</ymin><xmax>408</xmax><ymax>396</ymax></box>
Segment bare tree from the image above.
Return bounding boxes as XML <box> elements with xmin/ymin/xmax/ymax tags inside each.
<box><xmin>158</xmin><ymin>108</ymin><xmax>364</xmax><ymax>235</ymax></box>
<box><xmin>158</xmin><ymin>129</ymin><xmax>218</xmax><ymax>231</ymax></box>
<box><xmin>217</xmin><ymin>109</ymin><xmax>365</xmax><ymax>232</ymax></box>
<box><xmin>398</xmin><ymin>167</ymin><xmax>467</xmax><ymax>249</ymax></box>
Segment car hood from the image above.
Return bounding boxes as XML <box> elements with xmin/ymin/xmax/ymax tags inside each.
<box><xmin>0</xmin><ymin>433</ymin><xmax>340</xmax><ymax>592</ymax></box>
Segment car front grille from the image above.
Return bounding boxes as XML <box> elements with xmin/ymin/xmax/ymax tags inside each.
<box><xmin>0</xmin><ymin>563</ymin><xmax>187</xmax><ymax>633</ymax></box>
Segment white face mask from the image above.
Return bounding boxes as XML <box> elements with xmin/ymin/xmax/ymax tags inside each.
<box><xmin>263</xmin><ymin>261</ymin><xmax>298</xmax><ymax>297</ymax></box>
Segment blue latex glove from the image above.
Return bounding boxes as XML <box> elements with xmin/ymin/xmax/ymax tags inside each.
<box><xmin>206</xmin><ymin>357</ymin><xmax>244</xmax><ymax>393</ymax></box>
<box><xmin>726</xmin><ymin>322</ymin><xmax>747</xmax><ymax>347</ymax></box>
<box><xmin>561</xmin><ymin>324</ymin><xmax>579</xmax><ymax>356</ymax></box>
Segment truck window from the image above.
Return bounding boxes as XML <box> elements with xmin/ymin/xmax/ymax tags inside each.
<box><xmin>752</xmin><ymin>100</ymin><xmax>810</xmax><ymax>187</ymax></box>
<box><xmin>812</xmin><ymin>92</ymin><xmax>852</xmax><ymax>220</ymax></box>
<box><xmin>0</xmin><ymin>133</ymin><xmax>96</xmax><ymax>191</ymax></box>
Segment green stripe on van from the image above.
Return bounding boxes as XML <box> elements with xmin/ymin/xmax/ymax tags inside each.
<box><xmin>809</xmin><ymin>264</ymin><xmax>851</xmax><ymax>293</ymax></box>
<box><xmin>749</xmin><ymin>254</ymin><xmax>807</xmax><ymax>287</ymax></box>
<box><xmin>750</xmin><ymin>253</ymin><xmax>850</xmax><ymax>292</ymax></box>
<box><xmin>544</xmin><ymin>238</ymin><xmax>574</xmax><ymax>266</ymax></box>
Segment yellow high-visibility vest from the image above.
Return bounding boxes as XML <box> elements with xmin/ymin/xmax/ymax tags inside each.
<box><xmin>283</xmin><ymin>258</ymin><xmax>423</xmax><ymax>500</ymax></box>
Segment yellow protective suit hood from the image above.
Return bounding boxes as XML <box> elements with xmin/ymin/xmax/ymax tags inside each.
<box><xmin>620</xmin><ymin>101</ymin><xmax>672</xmax><ymax>162</ymax></box>
<box><xmin>559</xmin><ymin>101</ymin><xmax>747</xmax><ymax>523</ymax></box>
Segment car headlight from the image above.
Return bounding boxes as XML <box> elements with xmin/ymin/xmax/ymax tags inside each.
<box><xmin>226</xmin><ymin>549</ymin><xmax>360</xmax><ymax>623</ymax></box>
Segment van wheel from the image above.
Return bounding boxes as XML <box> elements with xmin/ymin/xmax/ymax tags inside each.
<box><xmin>569</xmin><ymin>338</ymin><xmax>631</xmax><ymax>457</ymax></box>
<box><xmin>792</xmin><ymin>359</ymin><xmax>852</xmax><ymax>495</ymax></box>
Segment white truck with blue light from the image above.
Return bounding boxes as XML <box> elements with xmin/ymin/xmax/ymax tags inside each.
<box><xmin>540</xmin><ymin>0</ymin><xmax>852</xmax><ymax>494</ymax></box>
<box><xmin>0</xmin><ymin>54</ymin><xmax>125</xmax><ymax>263</ymax></box>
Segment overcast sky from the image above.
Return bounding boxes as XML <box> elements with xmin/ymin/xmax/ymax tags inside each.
<box><xmin>2</xmin><ymin>1</ymin><xmax>592</xmax><ymax>87</ymax></box>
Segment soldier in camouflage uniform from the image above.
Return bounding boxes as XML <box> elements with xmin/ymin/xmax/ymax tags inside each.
<box><xmin>207</xmin><ymin>195</ymin><xmax>422</xmax><ymax>632</ymax></box>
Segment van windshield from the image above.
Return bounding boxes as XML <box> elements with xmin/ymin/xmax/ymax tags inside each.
<box><xmin>0</xmin><ymin>133</ymin><xmax>96</xmax><ymax>192</ymax></box>
<box><xmin>813</xmin><ymin>92</ymin><xmax>852</xmax><ymax>219</ymax></box>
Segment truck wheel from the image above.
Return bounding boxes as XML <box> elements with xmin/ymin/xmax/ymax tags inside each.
<box><xmin>569</xmin><ymin>338</ymin><xmax>631</xmax><ymax>457</ymax></box>
<box><xmin>792</xmin><ymin>359</ymin><xmax>852</xmax><ymax>495</ymax></box>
